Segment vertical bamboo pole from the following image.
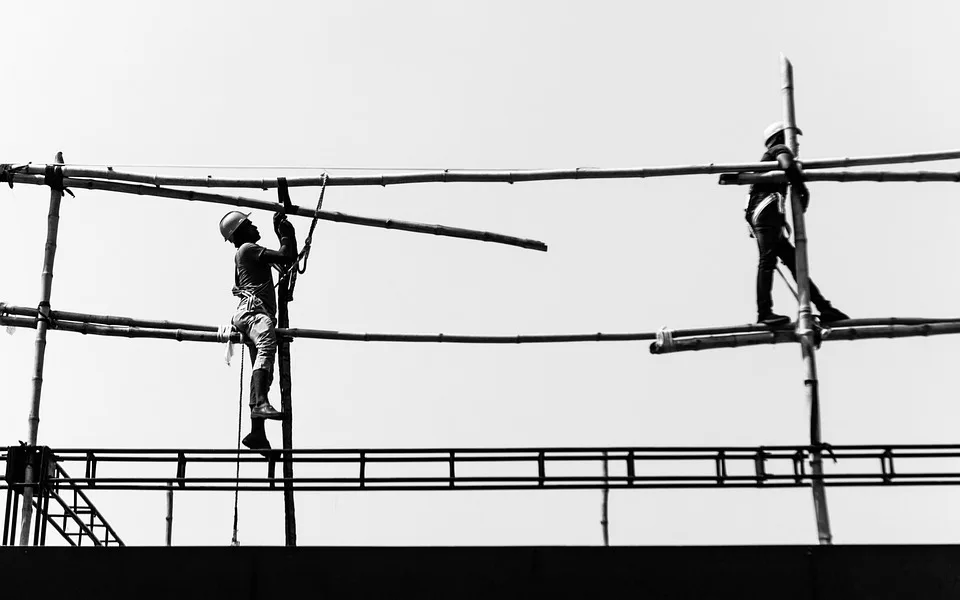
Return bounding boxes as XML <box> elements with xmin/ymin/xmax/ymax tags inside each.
<box><xmin>601</xmin><ymin>452</ymin><xmax>610</xmax><ymax>546</ymax></box>
<box><xmin>780</xmin><ymin>56</ymin><xmax>832</xmax><ymax>545</ymax></box>
<box><xmin>277</xmin><ymin>274</ymin><xmax>297</xmax><ymax>546</ymax></box>
<box><xmin>19</xmin><ymin>152</ymin><xmax>65</xmax><ymax>546</ymax></box>
<box><xmin>165</xmin><ymin>483</ymin><xmax>174</xmax><ymax>546</ymax></box>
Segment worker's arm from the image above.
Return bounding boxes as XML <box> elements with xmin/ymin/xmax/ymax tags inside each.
<box><xmin>257</xmin><ymin>214</ymin><xmax>298</xmax><ymax>266</ymax></box>
<box><xmin>767</xmin><ymin>143</ymin><xmax>810</xmax><ymax>210</ymax></box>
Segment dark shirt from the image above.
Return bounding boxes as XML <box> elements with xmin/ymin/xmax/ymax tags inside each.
<box><xmin>234</xmin><ymin>243</ymin><xmax>277</xmax><ymax>317</ymax></box>
<box><xmin>745</xmin><ymin>148</ymin><xmax>789</xmax><ymax>228</ymax></box>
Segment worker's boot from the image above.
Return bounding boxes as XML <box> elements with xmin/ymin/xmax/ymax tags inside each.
<box><xmin>242</xmin><ymin>419</ymin><xmax>271</xmax><ymax>457</ymax></box>
<box><xmin>810</xmin><ymin>283</ymin><xmax>850</xmax><ymax>325</ymax></box>
<box><xmin>817</xmin><ymin>305</ymin><xmax>850</xmax><ymax>325</ymax></box>
<box><xmin>758</xmin><ymin>312</ymin><xmax>791</xmax><ymax>327</ymax></box>
<box><xmin>250</xmin><ymin>368</ymin><xmax>283</xmax><ymax>420</ymax></box>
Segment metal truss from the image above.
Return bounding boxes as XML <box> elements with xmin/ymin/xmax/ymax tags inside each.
<box><xmin>3</xmin><ymin>444</ymin><xmax>960</xmax><ymax>493</ymax></box>
<box><xmin>7</xmin><ymin>443</ymin><xmax>960</xmax><ymax>546</ymax></box>
<box><xmin>2</xmin><ymin>446</ymin><xmax>123</xmax><ymax>546</ymax></box>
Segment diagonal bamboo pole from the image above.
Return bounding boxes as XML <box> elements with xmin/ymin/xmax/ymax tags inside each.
<box><xmin>721</xmin><ymin>170</ymin><xmax>960</xmax><ymax>185</ymax></box>
<box><xmin>4</xmin><ymin>174</ymin><xmax>547</xmax><ymax>252</ymax></box>
<box><xmin>14</xmin><ymin>146</ymin><xmax>960</xmax><ymax>189</ymax></box>
<box><xmin>19</xmin><ymin>152</ymin><xmax>65</xmax><ymax>546</ymax></box>
<box><xmin>781</xmin><ymin>56</ymin><xmax>832</xmax><ymax>545</ymax></box>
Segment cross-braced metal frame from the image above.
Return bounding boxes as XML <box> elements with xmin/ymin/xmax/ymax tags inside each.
<box><xmin>2</xmin><ymin>446</ymin><xmax>123</xmax><ymax>547</ymax></box>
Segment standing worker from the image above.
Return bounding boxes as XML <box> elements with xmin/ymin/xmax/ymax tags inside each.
<box><xmin>745</xmin><ymin>122</ymin><xmax>849</xmax><ymax>327</ymax></box>
<box><xmin>219</xmin><ymin>210</ymin><xmax>298</xmax><ymax>452</ymax></box>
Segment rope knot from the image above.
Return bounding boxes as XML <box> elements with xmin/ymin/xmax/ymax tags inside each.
<box><xmin>655</xmin><ymin>326</ymin><xmax>675</xmax><ymax>352</ymax></box>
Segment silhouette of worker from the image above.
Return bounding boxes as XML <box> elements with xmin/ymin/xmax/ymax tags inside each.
<box><xmin>219</xmin><ymin>210</ymin><xmax>298</xmax><ymax>452</ymax></box>
<box><xmin>745</xmin><ymin>122</ymin><xmax>848</xmax><ymax>327</ymax></box>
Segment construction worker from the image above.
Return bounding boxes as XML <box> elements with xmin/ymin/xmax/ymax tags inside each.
<box><xmin>745</xmin><ymin>122</ymin><xmax>849</xmax><ymax>327</ymax></box>
<box><xmin>219</xmin><ymin>210</ymin><xmax>298</xmax><ymax>452</ymax></box>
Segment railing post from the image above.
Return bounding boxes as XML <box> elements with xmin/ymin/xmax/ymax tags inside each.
<box><xmin>165</xmin><ymin>482</ymin><xmax>174</xmax><ymax>546</ymax></box>
<box><xmin>601</xmin><ymin>451</ymin><xmax>610</xmax><ymax>546</ymax></box>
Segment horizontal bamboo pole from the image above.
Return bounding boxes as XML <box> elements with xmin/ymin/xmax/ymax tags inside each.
<box><xmin>0</xmin><ymin>309</ymin><xmax>659</xmax><ymax>345</ymax></box>
<box><xmin>6</xmin><ymin>304</ymin><xmax>959</xmax><ymax>348</ymax></box>
<box><xmin>13</xmin><ymin>162</ymin><xmax>790</xmax><ymax>188</ymax></box>
<box><xmin>651</xmin><ymin>322</ymin><xmax>960</xmax><ymax>355</ymax></box>
<box><xmin>0</xmin><ymin>302</ymin><xmax>780</xmax><ymax>341</ymax></box>
<box><xmin>13</xmin><ymin>147</ymin><xmax>960</xmax><ymax>188</ymax></box>
<box><xmin>1</xmin><ymin>315</ymin><xmax>242</xmax><ymax>343</ymax></box>
<box><xmin>6</xmin><ymin>174</ymin><xmax>547</xmax><ymax>252</ymax></box>
<box><xmin>720</xmin><ymin>170</ymin><xmax>960</xmax><ymax>185</ymax></box>
<box><xmin>0</xmin><ymin>303</ymin><xmax>217</xmax><ymax>332</ymax></box>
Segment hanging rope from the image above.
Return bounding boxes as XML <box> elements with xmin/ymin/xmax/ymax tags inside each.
<box><xmin>230</xmin><ymin>345</ymin><xmax>245</xmax><ymax>547</ymax></box>
<box><xmin>297</xmin><ymin>172</ymin><xmax>328</xmax><ymax>276</ymax></box>
<box><xmin>273</xmin><ymin>173</ymin><xmax>328</xmax><ymax>298</ymax></box>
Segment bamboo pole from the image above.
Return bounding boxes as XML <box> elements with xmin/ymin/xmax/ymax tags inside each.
<box><xmin>19</xmin><ymin>152</ymin><xmax>65</xmax><ymax>546</ymax></box>
<box><xmin>0</xmin><ymin>303</ymin><xmax>219</xmax><ymax>332</ymax></box>
<box><xmin>6</xmin><ymin>305</ymin><xmax>960</xmax><ymax>347</ymax></box>
<box><xmin>15</xmin><ymin>146</ymin><xmax>960</xmax><ymax>188</ymax></box>
<box><xmin>165</xmin><ymin>483</ymin><xmax>173</xmax><ymax>546</ymax></box>
<box><xmin>721</xmin><ymin>170</ymin><xmax>960</xmax><ymax>185</ymax></box>
<box><xmin>650</xmin><ymin>322</ymin><xmax>960</xmax><ymax>354</ymax></box>
<box><xmin>277</xmin><ymin>275</ymin><xmax>297</xmax><ymax>546</ymax></box>
<box><xmin>780</xmin><ymin>56</ymin><xmax>831</xmax><ymax>545</ymax></box>
<box><xmin>9</xmin><ymin>162</ymin><xmax>798</xmax><ymax>188</ymax></box>
<box><xmin>601</xmin><ymin>452</ymin><xmax>609</xmax><ymax>547</ymax></box>
<box><xmin>5</xmin><ymin>174</ymin><xmax>547</xmax><ymax>252</ymax></box>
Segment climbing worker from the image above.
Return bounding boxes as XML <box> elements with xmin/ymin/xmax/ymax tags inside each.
<box><xmin>745</xmin><ymin>122</ymin><xmax>849</xmax><ymax>327</ymax></box>
<box><xmin>219</xmin><ymin>210</ymin><xmax>298</xmax><ymax>452</ymax></box>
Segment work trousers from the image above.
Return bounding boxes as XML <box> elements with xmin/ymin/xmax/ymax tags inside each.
<box><xmin>754</xmin><ymin>225</ymin><xmax>830</xmax><ymax>317</ymax></box>
<box><xmin>232</xmin><ymin>308</ymin><xmax>277</xmax><ymax>378</ymax></box>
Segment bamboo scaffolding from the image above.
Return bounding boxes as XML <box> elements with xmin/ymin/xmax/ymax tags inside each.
<box><xmin>19</xmin><ymin>153</ymin><xmax>65</xmax><ymax>546</ymax></box>
<box><xmin>4</xmin><ymin>174</ymin><xmax>547</xmax><ymax>252</ymax></box>
<box><xmin>14</xmin><ymin>147</ymin><xmax>960</xmax><ymax>189</ymax></box>
<box><xmin>721</xmin><ymin>170</ymin><xmax>960</xmax><ymax>185</ymax></box>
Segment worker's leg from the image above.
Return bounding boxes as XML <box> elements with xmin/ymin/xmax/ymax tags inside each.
<box><xmin>775</xmin><ymin>239</ymin><xmax>849</xmax><ymax>322</ymax></box>
<box><xmin>244</xmin><ymin>314</ymin><xmax>282</xmax><ymax>420</ymax></box>
<box><xmin>232</xmin><ymin>313</ymin><xmax>278</xmax><ymax>454</ymax></box>
<box><xmin>754</xmin><ymin>226</ymin><xmax>789</xmax><ymax>325</ymax></box>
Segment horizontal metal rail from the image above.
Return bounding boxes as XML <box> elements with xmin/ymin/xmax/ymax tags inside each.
<box><xmin>4</xmin><ymin>445</ymin><xmax>960</xmax><ymax>493</ymax></box>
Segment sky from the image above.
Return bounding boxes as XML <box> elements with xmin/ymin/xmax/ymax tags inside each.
<box><xmin>3</xmin><ymin>0</ymin><xmax>960</xmax><ymax>546</ymax></box>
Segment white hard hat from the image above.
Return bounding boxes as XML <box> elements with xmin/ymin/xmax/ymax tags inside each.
<box><xmin>764</xmin><ymin>121</ymin><xmax>803</xmax><ymax>145</ymax></box>
<box><xmin>219</xmin><ymin>211</ymin><xmax>251</xmax><ymax>241</ymax></box>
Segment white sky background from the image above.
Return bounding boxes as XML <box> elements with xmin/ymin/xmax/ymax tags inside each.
<box><xmin>2</xmin><ymin>0</ymin><xmax>960</xmax><ymax>546</ymax></box>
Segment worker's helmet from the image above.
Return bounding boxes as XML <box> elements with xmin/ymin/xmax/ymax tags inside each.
<box><xmin>764</xmin><ymin>121</ymin><xmax>803</xmax><ymax>145</ymax></box>
<box><xmin>219</xmin><ymin>211</ymin><xmax>251</xmax><ymax>241</ymax></box>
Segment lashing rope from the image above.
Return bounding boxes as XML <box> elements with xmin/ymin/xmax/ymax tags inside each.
<box><xmin>655</xmin><ymin>326</ymin><xmax>675</xmax><ymax>352</ymax></box>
